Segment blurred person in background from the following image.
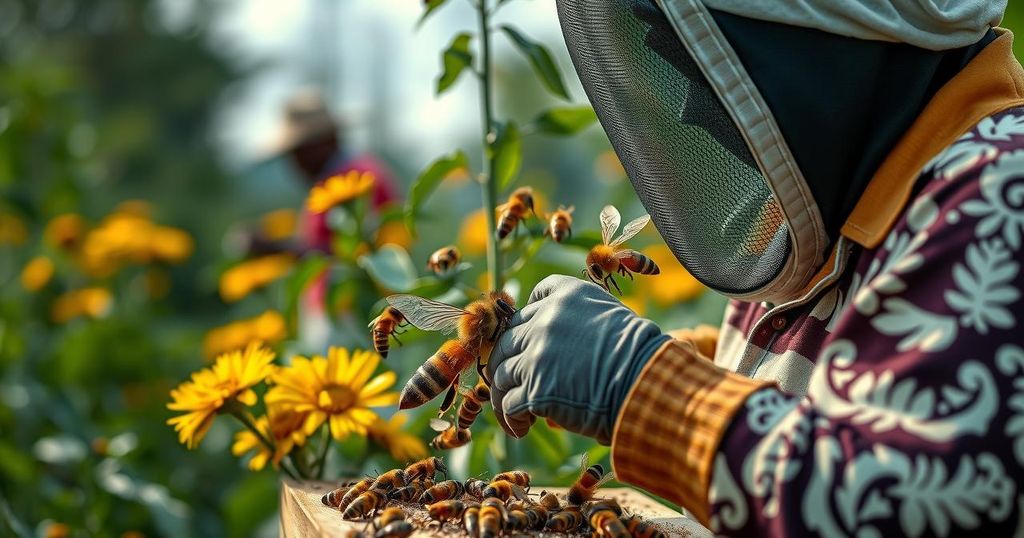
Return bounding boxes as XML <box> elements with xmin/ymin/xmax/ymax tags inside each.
<box><xmin>488</xmin><ymin>0</ymin><xmax>1024</xmax><ymax>535</ymax></box>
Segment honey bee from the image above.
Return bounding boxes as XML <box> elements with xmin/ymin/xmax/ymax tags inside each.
<box><xmin>464</xmin><ymin>478</ymin><xmax>489</xmax><ymax>499</ymax></box>
<box><xmin>321</xmin><ymin>485</ymin><xmax>351</xmax><ymax>508</ymax></box>
<box><xmin>404</xmin><ymin>456</ymin><xmax>447</xmax><ymax>482</ymax></box>
<box><xmin>331</xmin><ymin>477</ymin><xmax>374</xmax><ymax>511</ymax></box>
<box><xmin>372</xmin><ymin>521</ymin><xmax>413</xmax><ymax>538</ymax></box>
<box><xmin>545</xmin><ymin>505</ymin><xmax>584</xmax><ymax>532</ymax></box>
<box><xmin>367</xmin><ymin>307</ymin><xmax>407</xmax><ymax>359</ymax></box>
<box><xmin>567</xmin><ymin>453</ymin><xmax>613</xmax><ymax>506</ymax></box>
<box><xmin>371</xmin><ymin>507</ymin><xmax>407</xmax><ymax>530</ymax></box>
<box><xmin>426</xmin><ymin>246</ymin><xmax>461</xmax><ymax>278</ymax></box>
<box><xmin>524</xmin><ymin>504</ymin><xmax>549</xmax><ymax>530</ymax></box>
<box><xmin>389</xmin><ymin>479</ymin><xmax>431</xmax><ymax>502</ymax></box>
<box><xmin>506</xmin><ymin>510</ymin><xmax>530</xmax><ymax>531</ymax></box>
<box><xmin>491</xmin><ymin>470</ymin><xmax>530</xmax><ymax>489</ymax></box>
<box><xmin>544</xmin><ymin>205</ymin><xmax>575</xmax><ymax>243</ymax></box>
<box><xmin>426</xmin><ymin>499</ymin><xmax>473</xmax><ymax>522</ymax></box>
<box><xmin>586</xmin><ymin>500</ymin><xmax>630</xmax><ymax>538</ymax></box>
<box><xmin>386</xmin><ymin>291</ymin><xmax>516</xmax><ymax>411</ymax></box>
<box><xmin>456</xmin><ymin>380</ymin><xmax>490</xmax><ymax>429</ymax></box>
<box><xmin>481</xmin><ymin>479</ymin><xmax>529</xmax><ymax>502</ymax></box>
<box><xmin>429</xmin><ymin>419</ymin><xmax>472</xmax><ymax>450</ymax></box>
<box><xmin>622</xmin><ymin>515</ymin><xmax>668</xmax><ymax>538</ymax></box>
<box><xmin>479</xmin><ymin>497</ymin><xmax>508</xmax><ymax>538</ymax></box>
<box><xmin>343</xmin><ymin>489</ymin><xmax>388</xmax><ymax>520</ymax></box>
<box><xmin>418</xmin><ymin>479</ymin><xmax>465</xmax><ymax>504</ymax></box>
<box><xmin>584</xmin><ymin>205</ymin><xmax>659</xmax><ymax>295</ymax></box>
<box><xmin>370</xmin><ymin>469</ymin><xmax>408</xmax><ymax>492</ymax></box>
<box><xmin>496</xmin><ymin>187</ymin><xmax>536</xmax><ymax>239</ymax></box>
<box><xmin>463</xmin><ymin>505</ymin><xmax>481</xmax><ymax>537</ymax></box>
<box><xmin>538</xmin><ymin>490</ymin><xmax>562</xmax><ymax>512</ymax></box>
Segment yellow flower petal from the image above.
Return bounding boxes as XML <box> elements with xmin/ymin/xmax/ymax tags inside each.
<box><xmin>359</xmin><ymin>371</ymin><xmax>396</xmax><ymax>398</ymax></box>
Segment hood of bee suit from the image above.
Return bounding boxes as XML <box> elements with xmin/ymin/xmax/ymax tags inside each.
<box><xmin>555</xmin><ymin>0</ymin><xmax>1002</xmax><ymax>304</ymax></box>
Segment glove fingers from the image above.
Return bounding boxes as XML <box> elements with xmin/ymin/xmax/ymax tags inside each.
<box><xmin>527</xmin><ymin>274</ymin><xmax>576</xmax><ymax>303</ymax></box>
<box><xmin>499</xmin><ymin>385</ymin><xmax>536</xmax><ymax>439</ymax></box>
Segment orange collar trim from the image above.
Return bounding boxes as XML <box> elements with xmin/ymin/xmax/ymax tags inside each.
<box><xmin>842</xmin><ymin>28</ymin><xmax>1024</xmax><ymax>248</ymax></box>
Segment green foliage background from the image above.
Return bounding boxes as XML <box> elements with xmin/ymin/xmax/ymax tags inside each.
<box><xmin>1</xmin><ymin>1</ymin><xmax>1023</xmax><ymax>536</ymax></box>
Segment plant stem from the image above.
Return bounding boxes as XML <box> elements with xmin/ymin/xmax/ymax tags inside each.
<box><xmin>227</xmin><ymin>406</ymin><xmax>301</xmax><ymax>481</ymax></box>
<box><xmin>315</xmin><ymin>427</ymin><xmax>331</xmax><ymax>479</ymax></box>
<box><xmin>477</xmin><ymin>0</ymin><xmax>502</xmax><ymax>291</ymax></box>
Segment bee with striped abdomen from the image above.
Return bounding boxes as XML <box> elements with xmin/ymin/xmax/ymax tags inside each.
<box><xmin>545</xmin><ymin>505</ymin><xmax>584</xmax><ymax>532</ymax></box>
<box><xmin>524</xmin><ymin>504</ymin><xmax>549</xmax><ymax>530</ymax></box>
<box><xmin>462</xmin><ymin>505</ymin><xmax>481</xmax><ymax>537</ymax></box>
<box><xmin>370</xmin><ymin>469</ymin><xmax>407</xmax><ymax>492</ymax></box>
<box><xmin>567</xmin><ymin>453</ymin><xmax>613</xmax><ymax>506</ymax></box>
<box><xmin>479</xmin><ymin>497</ymin><xmax>507</xmax><ymax>538</ymax></box>
<box><xmin>584</xmin><ymin>205</ymin><xmax>659</xmax><ymax>295</ymax></box>
<box><xmin>544</xmin><ymin>205</ymin><xmax>575</xmax><ymax>243</ymax></box>
<box><xmin>418</xmin><ymin>479</ymin><xmax>465</xmax><ymax>504</ymax></box>
<box><xmin>586</xmin><ymin>500</ymin><xmax>630</xmax><ymax>538</ymax></box>
<box><xmin>456</xmin><ymin>379</ymin><xmax>490</xmax><ymax>429</ymax></box>
<box><xmin>481</xmin><ymin>479</ymin><xmax>529</xmax><ymax>502</ymax></box>
<box><xmin>370</xmin><ymin>507</ymin><xmax>406</xmax><ymax>531</ymax></box>
<box><xmin>538</xmin><ymin>490</ymin><xmax>562</xmax><ymax>512</ymax></box>
<box><xmin>426</xmin><ymin>499</ymin><xmax>474</xmax><ymax>523</ymax></box>
<box><xmin>496</xmin><ymin>187</ymin><xmax>536</xmax><ymax>239</ymax></box>
<box><xmin>404</xmin><ymin>456</ymin><xmax>446</xmax><ymax>482</ymax></box>
<box><xmin>342</xmin><ymin>489</ymin><xmax>387</xmax><ymax>520</ymax></box>
<box><xmin>491</xmin><ymin>470</ymin><xmax>530</xmax><ymax>489</ymax></box>
<box><xmin>387</xmin><ymin>291</ymin><xmax>516</xmax><ymax>412</ymax></box>
<box><xmin>368</xmin><ymin>307</ymin><xmax>407</xmax><ymax>359</ymax></box>
<box><xmin>331</xmin><ymin>477</ymin><xmax>373</xmax><ymax>511</ymax></box>
<box><xmin>506</xmin><ymin>509</ymin><xmax>530</xmax><ymax>531</ymax></box>
<box><xmin>388</xmin><ymin>479</ymin><xmax>430</xmax><ymax>502</ymax></box>
<box><xmin>428</xmin><ymin>419</ymin><xmax>472</xmax><ymax>450</ymax></box>
<box><xmin>426</xmin><ymin>246</ymin><xmax>462</xmax><ymax>278</ymax></box>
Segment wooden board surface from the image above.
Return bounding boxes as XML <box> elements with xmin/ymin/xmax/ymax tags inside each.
<box><xmin>280</xmin><ymin>480</ymin><xmax>712</xmax><ymax>537</ymax></box>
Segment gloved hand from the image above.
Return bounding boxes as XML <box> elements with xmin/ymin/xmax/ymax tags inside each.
<box><xmin>487</xmin><ymin>275</ymin><xmax>670</xmax><ymax>444</ymax></box>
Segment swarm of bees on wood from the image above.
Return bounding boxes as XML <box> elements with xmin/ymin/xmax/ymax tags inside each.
<box><xmin>323</xmin><ymin>454</ymin><xmax>667</xmax><ymax>537</ymax></box>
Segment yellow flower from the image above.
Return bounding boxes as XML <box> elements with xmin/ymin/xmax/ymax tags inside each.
<box><xmin>232</xmin><ymin>406</ymin><xmax>307</xmax><ymax>471</ymax></box>
<box><xmin>150</xmin><ymin>226</ymin><xmax>194</xmax><ymax>263</ymax></box>
<box><xmin>166</xmin><ymin>342</ymin><xmax>276</xmax><ymax>449</ymax></box>
<box><xmin>634</xmin><ymin>244</ymin><xmax>705</xmax><ymax>305</ymax></box>
<box><xmin>51</xmin><ymin>287</ymin><xmax>112</xmax><ymax>323</ymax></box>
<box><xmin>306</xmin><ymin>170</ymin><xmax>375</xmax><ymax>214</ymax></box>
<box><xmin>0</xmin><ymin>213</ymin><xmax>27</xmax><ymax>246</ymax></box>
<box><xmin>368</xmin><ymin>413</ymin><xmax>428</xmax><ymax>463</ymax></box>
<box><xmin>45</xmin><ymin>213</ymin><xmax>86</xmax><ymax>250</ymax></box>
<box><xmin>375</xmin><ymin>220</ymin><xmax>413</xmax><ymax>250</ymax></box>
<box><xmin>266</xmin><ymin>347</ymin><xmax>398</xmax><ymax>440</ymax></box>
<box><xmin>203</xmin><ymin>310</ymin><xmax>288</xmax><ymax>359</ymax></box>
<box><xmin>219</xmin><ymin>253</ymin><xmax>295</xmax><ymax>303</ymax></box>
<box><xmin>21</xmin><ymin>256</ymin><xmax>55</xmax><ymax>291</ymax></box>
<box><xmin>458</xmin><ymin>209</ymin><xmax>489</xmax><ymax>255</ymax></box>
<box><xmin>260</xmin><ymin>208</ymin><xmax>298</xmax><ymax>242</ymax></box>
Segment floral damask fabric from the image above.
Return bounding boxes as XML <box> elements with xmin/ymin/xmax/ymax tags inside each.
<box><xmin>709</xmin><ymin>108</ymin><xmax>1024</xmax><ymax>536</ymax></box>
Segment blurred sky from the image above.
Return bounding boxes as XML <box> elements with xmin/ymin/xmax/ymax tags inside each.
<box><xmin>204</xmin><ymin>0</ymin><xmax>578</xmax><ymax>170</ymax></box>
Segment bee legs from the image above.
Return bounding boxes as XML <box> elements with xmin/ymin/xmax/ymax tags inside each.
<box><xmin>391</xmin><ymin>332</ymin><xmax>404</xmax><ymax>346</ymax></box>
<box><xmin>477</xmin><ymin>360</ymin><xmax>492</xmax><ymax>387</ymax></box>
<box><xmin>604</xmin><ymin>275</ymin><xmax>622</xmax><ymax>295</ymax></box>
<box><xmin>618</xmin><ymin>266</ymin><xmax>633</xmax><ymax>280</ymax></box>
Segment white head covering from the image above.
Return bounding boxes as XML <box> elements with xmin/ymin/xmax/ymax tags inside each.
<box><xmin>701</xmin><ymin>0</ymin><xmax>1006</xmax><ymax>50</ymax></box>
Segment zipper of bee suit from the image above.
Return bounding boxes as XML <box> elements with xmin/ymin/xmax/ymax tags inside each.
<box><xmin>748</xmin><ymin>237</ymin><xmax>853</xmax><ymax>377</ymax></box>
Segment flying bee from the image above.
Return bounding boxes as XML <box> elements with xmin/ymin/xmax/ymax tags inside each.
<box><xmin>545</xmin><ymin>505</ymin><xmax>584</xmax><ymax>532</ymax></box>
<box><xmin>506</xmin><ymin>510</ymin><xmax>530</xmax><ymax>531</ymax></box>
<box><xmin>426</xmin><ymin>500</ymin><xmax>474</xmax><ymax>522</ymax></box>
<box><xmin>481</xmin><ymin>479</ymin><xmax>529</xmax><ymax>502</ymax></box>
<box><xmin>387</xmin><ymin>291</ymin><xmax>516</xmax><ymax>411</ymax></box>
<box><xmin>426</xmin><ymin>245</ymin><xmax>461</xmax><ymax>278</ymax></box>
<box><xmin>464</xmin><ymin>478</ymin><xmax>489</xmax><ymax>499</ymax></box>
<box><xmin>343</xmin><ymin>489</ymin><xmax>388</xmax><ymax>520</ymax></box>
<box><xmin>622</xmin><ymin>515</ymin><xmax>668</xmax><ymax>538</ymax></box>
<box><xmin>463</xmin><ymin>505</ymin><xmax>481</xmax><ymax>537</ymax></box>
<box><xmin>496</xmin><ymin>187</ymin><xmax>536</xmax><ymax>239</ymax></box>
<box><xmin>455</xmin><ymin>380</ymin><xmax>490</xmax><ymax>429</ymax></box>
<box><xmin>538</xmin><ymin>490</ymin><xmax>562</xmax><ymax>512</ymax></box>
<box><xmin>389</xmin><ymin>479</ymin><xmax>430</xmax><ymax>502</ymax></box>
<box><xmin>479</xmin><ymin>497</ymin><xmax>508</xmax><ymax>538</ymax></box>
<box><xmin>429</xmin><ymin>419</ymin><xmax>472</xmax><ymax>450</ymax></box>
<box><xmin>418</xmin><ymin>479</ymin><xmax>465</xmax><ymax>504</ymax></box>
<box><xmin>586</xmin><ymin>500</ymin><xmax>630</xmax><ymax>538</ymax></box>
<box><xmin>491</xmin><ymin>470</ymin><xmax>530</xmax><ymax>489</ymax></box>
<box><xmin>372</xmin><ymin>521</ymin><xmax>413</xmax><ymax>538</ymax></box>
<box><xmin>404</xmin><ymin>456</ymin><xmax>447</xmax><ymax>482</ymax></box>
<box><xmin>367</xmin><ymin>306</ymin><xmax>407</xmax><ymax>359</ymax></box>
<box><xmin>332</xmin><ymin>477</ymin><xmax>374</xmax><ymax>511</ymax></box>
<box><xmin>584</xmin><ymin>205</ymin><xmax>659</xmax><ymax>295</ymax></box>
<box><xmin>567</xmin><ymin>453</ymin><xmax>613</xmax><ymax>506</ymax></box>
<box><xmin>370</xmin><ymin>469</ymin><xmax>407</xmax><ymax>492</ymax></box>
<box><xmin>544</xmin><ymin>205</ymin><xmax>575</xmax><ymax>243</ymax></box>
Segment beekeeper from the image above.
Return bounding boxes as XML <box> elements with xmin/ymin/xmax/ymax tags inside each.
<box><xmin>487</xmin><ymin>1</ymin><xmax>1024</xmax><ymax>535</ymax></box>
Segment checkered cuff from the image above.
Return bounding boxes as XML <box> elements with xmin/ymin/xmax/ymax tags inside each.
<box><xmin>610</xmin><ymin>339</ymin><xmax>770</xmax><ymax>525</ymax></box>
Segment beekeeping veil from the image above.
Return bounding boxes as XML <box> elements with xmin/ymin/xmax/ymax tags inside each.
<box><xmin>556</xmin><ymin>0</ymin><xmax>1003</xmax><ymax>303</ymax></box>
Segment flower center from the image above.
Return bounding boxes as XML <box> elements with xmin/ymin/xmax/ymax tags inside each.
<box><xmin>318</xmin><ymin>384</ymin><xmax>355</xmax><ymax>413</ymax></box>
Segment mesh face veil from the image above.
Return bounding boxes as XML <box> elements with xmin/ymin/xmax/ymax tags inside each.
<box><xmin>556</xmin><ymin>0</ymin><xmax>828</xmax><ymax>303</ymax></box>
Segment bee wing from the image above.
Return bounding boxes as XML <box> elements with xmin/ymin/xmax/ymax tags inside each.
<box><xmin>595</xmin><ymin>472</ymin><xmax>615</xmax><ymax>489</ymax></box>
<box><xmin>429</xmin><ymin>418</ymin><xmax>452</xmax><ymax>432</ymax></box>
<box><xmin>386</xmin><ymin>294</ymin><xmax>467</xmax><ymax>335</ymax></box>
<box><xmin>599</xmin><ymin>205</ymin><xmax>621</xmax><ymax>246</ymax></box>
<box><xmin>511</xmin><ymin>484</ymin><xmax>530</xmax><ymax>501</ymax></box>
<box><xmin>579</xmin><ymin>452</ymin><xmax>589</xmax><ymax>476</ymax></box>
<box><xmin>609</xmin><ymin>214</ymin><xmax>651</xmax><ymax>247</ymax></box>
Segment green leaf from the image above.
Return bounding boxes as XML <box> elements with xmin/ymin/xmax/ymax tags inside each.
<box><xmin>437</xmin><ymin>33</ymin><xmax>474</xmax><ymax>95</ymax></box>
<box><xmin>491</xmin><ymin>121</ymin><xmax>522</xmax><ymax>190</ymax></box>
<box><xmin>358</xmin><ymin>244</ymin><xmax>418</xmax><ymax>292</ymax></box>
<box><xmin>500</xmin><ymin>25</ymin><xmax>570</xmax><ymax>100</ymax></box>
<box><xmin>532</xmin><ymin>106</ymin><xmax>597</xmax><ymax>135</ymax></box>
<box><xmin>417</xmin><ymin>0</ymin><xmax>449</xmax><ymax>29</ymax></box>
<box><xmin>284</xmin><ymin>254</ymin><xmax>329</xmax><ymax>326</ymax></box>
<box><xmin>405</xmin><ymin>150</ymin><xmax>469</xmax><ymax>235</ymax></box>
